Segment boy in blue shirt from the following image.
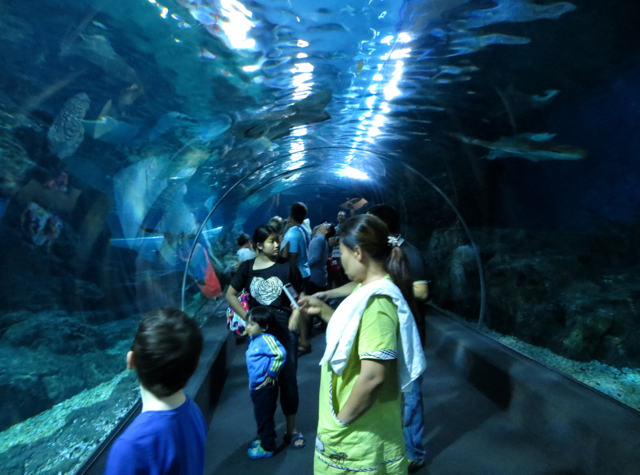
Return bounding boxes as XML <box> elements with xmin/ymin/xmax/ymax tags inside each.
<box><xmin>245</xmin><ymin>307</ymin><xmax>287</xmax><ymax>459</ymax></box>
<box><xmin>104</xmin><ymin>308</ymin><xmax>207</xmax><ymax>475</ymax></box>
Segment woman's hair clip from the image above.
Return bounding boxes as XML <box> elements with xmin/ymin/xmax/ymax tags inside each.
<box><xmin>387</xmin><ymin>235</ymin><xmax>405</xmax><ymax>248</ymax></box>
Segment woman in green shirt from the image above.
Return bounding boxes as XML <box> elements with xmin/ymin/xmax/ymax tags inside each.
<box><xmin>300</xmin><ymin>215</ymin><xmax>427</xmax><ymax>474</ymax></box>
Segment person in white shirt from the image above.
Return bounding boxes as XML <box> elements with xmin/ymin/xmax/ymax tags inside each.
<box><xmin>236</xmin><ymin>233</ymin><xmax>256</xmax><ymax>265</ymax></box>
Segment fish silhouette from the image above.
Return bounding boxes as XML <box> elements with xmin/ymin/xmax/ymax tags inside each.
<box><xmin>453</xmin><ymin>132</ymin><xmax>586</xmax><ymax>162</ymax></box>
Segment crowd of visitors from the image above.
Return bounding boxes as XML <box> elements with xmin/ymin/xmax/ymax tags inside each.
<box><xmin>105</xmin><ymin>202</ymin><xmax>431</xmax><ymax>475</ymax></box>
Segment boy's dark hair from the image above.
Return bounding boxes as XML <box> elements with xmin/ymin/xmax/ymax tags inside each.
<box><xmin>247</xmin><ymin>306</ymin><xmax>275</xmax><ymax>331</ymax></box>
<box><xmin>131</xmin><ymin>308</ymin><xmax>203</xmax><ymax>398</ymax></box>
<box><xmin>237</xmin><ymin>233</ymin><xmax>250</xmax><ymax>247</ymax></box>
<box><xmin>290</xmin><ymin>202</ymin><xmax>308</xmax><ymax>223</ymax></box>
<box><xmin>367</xmin><ymin>204</ymin><xmax>401</xmax><ymax>235</ymax></box>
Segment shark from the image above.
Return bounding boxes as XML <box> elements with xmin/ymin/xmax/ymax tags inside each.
<box><xmin>452</xmin><ymin>132</ymin><xmax>586</xmax><ymax>162</ymax></box>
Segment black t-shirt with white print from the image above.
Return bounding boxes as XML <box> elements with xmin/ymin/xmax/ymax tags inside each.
<box><xmin>230</xmin><ymin>257</ymin><xmax>303</xmax><ymax>328</ymax></box>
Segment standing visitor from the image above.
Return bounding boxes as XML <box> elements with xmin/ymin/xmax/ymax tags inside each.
<box><xmin>104</xmin><ymin>308</ymin><xmax>206</xmax><ymax>475</ymax></box>
<box><xmin>226</xmin><ymin>224</ymin><xmax>307</xmax><ymax>449</ymax></box>
<box><xmin>281</xmin><ymin>202</ymin><xmax>311</xmax><ymax>287</ymax></box>
<box><xmin>299</xmin><ymin>215</ymin><xmax>426</xmax><ymax>474</ymax></box>
<box><xmin>236</xmin><ymin>233</ymin><xmax>256</xmax><ymax>263</ymax></box>
<box><xmin>244</xmin><ymin>307</ymin><xmax>287</xmax><ymax>459</ymax></box>
<box><xmin>368</xmin><ymin>204</ymin><xmax>430</xmax><ymax>472</ymax></box>
<box><xmin>298</xmin><ymin>222</ymin><xmax>335</xmax><ymax>355</ymax></box>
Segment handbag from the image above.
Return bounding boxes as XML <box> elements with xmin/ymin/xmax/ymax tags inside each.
<box><xmin>226</xmin><ymin>290</ymin><xmax>250</xmax><ymax>336</ymax></box>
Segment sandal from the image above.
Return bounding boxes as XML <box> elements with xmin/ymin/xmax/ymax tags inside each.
<box><xmin>283</xmin><ymin>432</ymin><xmax>306</xmax><ymax>449</ymax></box>
<box><xmin>297</xmin><ymin>345</ymin><xmax>312</xmax><ymax>357</ymax></box>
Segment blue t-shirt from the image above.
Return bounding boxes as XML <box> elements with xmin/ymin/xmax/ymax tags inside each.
<box><xmin>283</xmin><ymin>225</ymin><xmax>311</xmax><ymax>278</ymax></box>
<box><xmin>104</xmin><ymin>397</ymin><xmax>207</xmax><ymax>475</ymax></box>
<box><xmin>308</xmin><ymin>234</ymin><xmax>329</xmax><ymax>287</ymax></box>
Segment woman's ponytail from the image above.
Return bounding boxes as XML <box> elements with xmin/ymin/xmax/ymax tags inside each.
<box><xmin>387</xmin><ymin>245</ymin><xmax>415</xmax><ymax>310</ymax></box>
<box><xmin>340</xmin><ymin>214</ymin><xmax>415</xmax><ymax>307</ymax></box>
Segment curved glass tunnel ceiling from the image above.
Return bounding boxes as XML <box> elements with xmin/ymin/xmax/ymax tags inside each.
<box><xmin>2</xmin><ymin>0</ymin><xmax>640</xmax><ymax>473</ymax></box>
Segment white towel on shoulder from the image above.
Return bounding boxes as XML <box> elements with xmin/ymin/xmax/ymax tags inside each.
<box><xmin>320</xmin><ymin>278</ymin><xmax>427</xmax><ymax>391</ymax></box>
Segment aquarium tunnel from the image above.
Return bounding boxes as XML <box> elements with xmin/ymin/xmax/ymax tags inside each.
<box><xmin>1</xmin><ymin>0</ymin><xmax>640</xmax><ymax>473</ymax></box>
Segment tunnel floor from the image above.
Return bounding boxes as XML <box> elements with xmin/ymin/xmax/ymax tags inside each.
<box><xmin>201</xmin><ymin>313</ymin><xmax>580</xmax><ymax>475</ymax></box>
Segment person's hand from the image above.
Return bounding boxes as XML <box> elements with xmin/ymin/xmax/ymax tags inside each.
<box><xmin>298</xmin><ymin>295</ymin><xmax>325</xmax><ymax>315</ymax></box>
<box><xmin>288</xmin><ymin>310</ymin><xmax>300</xmax><ymax>332</ymax></box>
<box><xmin>257</xmin><ymin>376</ymin><xmax>276</xmax><ymax>389</ymax></box>
<box><xmin>312</xmin><ymin>292</ymin><xmax>328</xmax><ymax>302</ymax></box>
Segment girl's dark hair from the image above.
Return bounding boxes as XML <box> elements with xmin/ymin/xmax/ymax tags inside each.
<box><xmin>339</xmin><ymin>214</ymin><xmax>414</xmax><ymax>306</ymax></box>
<box><xmin>247</xmin><ymin>306</ymin><xmax>275</xmax><ymax>331</ymax></box>
<box><xmin>131</xmin><ymin>308</ymin><xmax>203</xmax><ymax>398</ymax></box>
<box><xmin>252</xmin><ymin>225</ymin><xmax>278</xmax><ymax>252</ymax></box>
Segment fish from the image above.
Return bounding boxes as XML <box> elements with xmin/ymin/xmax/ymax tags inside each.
<box><xmin>149</xmin><ymin>112</ymin><xmax>192</xmax><ymax>141</ymax></box>
<box><xmin>149</xmin><ymin>112</ymin><xmax>231</xmax><ymax>143</ymax></box>
<box><xmin>493</xmin><ymin>85</ymin><xmax>559</xmax><ymax>133</ymax></box>
<box><xmin>460</xmin><ymin>0</ymin><xmax>577</xmax><ymax>30</ymax></box>
<box><xmin>195</xmin><ymin>245</ymin><xmax>222</xmax><ymax>298</ymax></box>
<box><xmin>81</xmin><ymin>116</ymin><xmax>141</xmax><ymax>144</ymax></box>
<box><xmin>63</xmin><ymin>34</ymin><xmax>140</xmax><ymax>84</ymax></box>
<box><xmin>47</xmin><ymin>93</ymin><xmax>90</xmax><ymax>158</ymax></box>
<box><xmin>233</xmin><ymin>89</ymin><xmax>332</xmax><ymax>141</ymax></box>
<box><xmin>452</xmin><ymin>132</ymin><xmax>587</xmax><ymax>162</ymax></box>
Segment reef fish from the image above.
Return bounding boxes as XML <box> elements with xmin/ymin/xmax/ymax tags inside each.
<box><xmin>47</xmin><ymin>93</ymin><xmax>90</xmax><ymax>158</ymax></box>
<box><xmin>453</xmin><ymin>132</ymin><xmax>586</xmax><ymax>162</ymax></box>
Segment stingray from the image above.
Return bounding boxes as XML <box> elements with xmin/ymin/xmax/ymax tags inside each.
<box><xmin>233</xmin><ymin>90</ymin><xmax>332</xmax><ymax>141</ymax></box>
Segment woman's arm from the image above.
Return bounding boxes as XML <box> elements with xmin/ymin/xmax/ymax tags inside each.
<box><xmin>315</xmin><ymin>282</ymin><xmax>357</xmax><ymax>301</ymax></box>
<box><xmin>225</xmin><ymin>285</ymin><xmax>247</xmax><ymax>319</ymax></box>
<box><xmin>337</xmin><ymin>359</ymin><xmax>390</xmax><ymax>424</ymax></box>
<box><xmin>297</xmin><ymin>295</ymin><xmax>335</xmax><ymax>323</ymax></box>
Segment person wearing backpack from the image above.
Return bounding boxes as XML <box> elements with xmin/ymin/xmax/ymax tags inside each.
<box><xmin>281</xmin><ymin>202</ymin><xmax>311</xmax><ymax>289</ymax></box>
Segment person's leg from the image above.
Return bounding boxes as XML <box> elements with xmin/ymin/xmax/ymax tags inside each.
<box><xmin>250</xmin><ymin>384</ymin><xmax>279</xmax><ymax>453</ymax></box>
<box><xmin>298</xmin><ymin>282</ymin><xmax>322</xmax><ymax>351</ymax></box>
<box><xmin>274</xmin><ymin>329</ymin><xmax>305</xmax><ymax>447</ymax></box>
<box><xmin>404</xmin><ymin>374</ymin><xmax>426</xmax><ymax>466</ymax></box>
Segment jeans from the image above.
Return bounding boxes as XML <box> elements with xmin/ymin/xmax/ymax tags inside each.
<box><xmin>403</xmin><ymin>374</ymin><xmax>426</xmax><ymax>462</ymax></box>
<box><xmin>251</xmin><ymin>383</ymin><xmax>279</xmax><ymax>452</ymax></box>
